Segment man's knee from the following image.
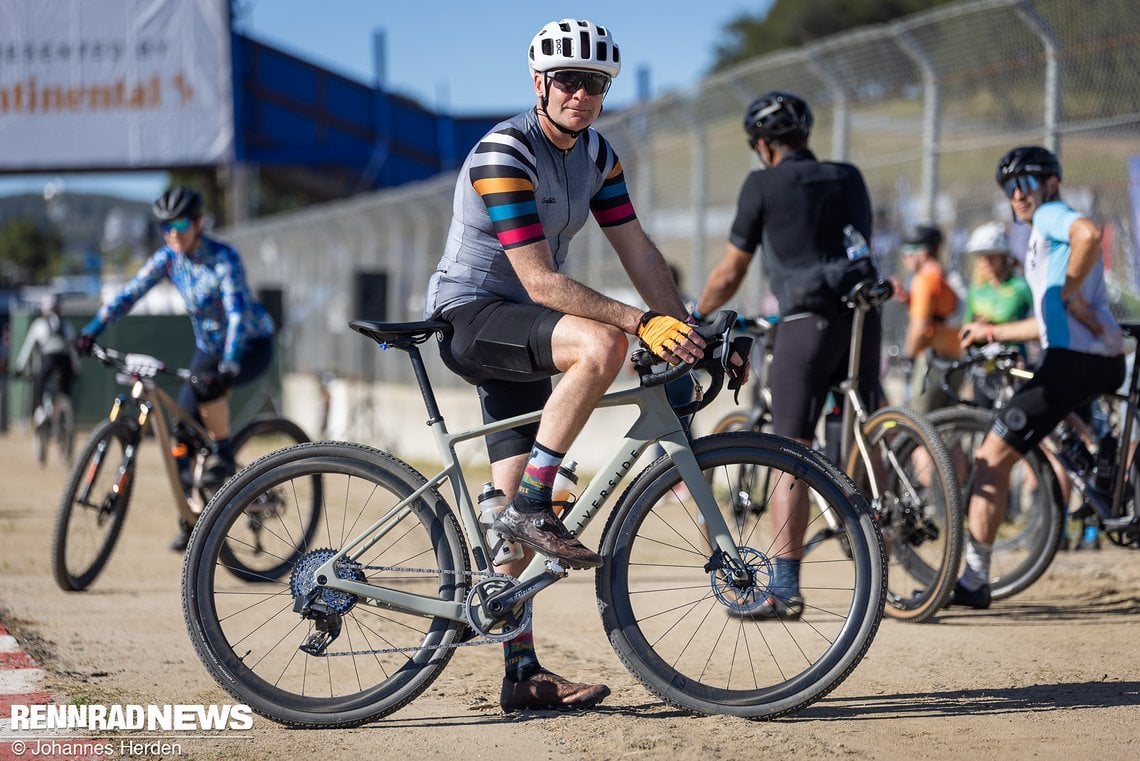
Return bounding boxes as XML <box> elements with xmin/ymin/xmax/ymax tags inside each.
<box><xmin>557</xmin><ymin>321</ymin><xmax>628</xmax><ymax>375</ymax></box>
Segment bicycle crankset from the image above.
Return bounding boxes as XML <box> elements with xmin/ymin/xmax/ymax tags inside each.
<box><xmin>464</xmin><ymin>575</ymin><xmax>532</xmax><ymax>642</ymax></box>
<box><xmin>290</xmin><ymin>548</ymin><xmax>366</xmax><ymax>655</ymax></box>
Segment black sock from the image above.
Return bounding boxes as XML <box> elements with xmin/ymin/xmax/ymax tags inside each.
<box><xmin>513</xmin><ymin>492</ymin><xmax>549</xmax><ymax>513</ymax></box>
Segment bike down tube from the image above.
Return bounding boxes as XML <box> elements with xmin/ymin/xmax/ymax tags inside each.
<box><xmin>142</xmin><ymin>382</ymin><xmax>202</xmax><ymax>525</ymax></box>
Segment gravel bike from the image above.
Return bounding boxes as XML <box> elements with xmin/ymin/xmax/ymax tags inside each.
<box><xmin>31</xmin><ymin>366</ymin><xmax>75</xmax><ymax>466</ymax></box>
<box><xmin>182</xmin><ymin>312</ymin><xmax>886</xmax><ymax>727</ymax></box>
<box><xmin>930</xmin><ymin>333</ymin><xmax>1140</xmax><ymax>599</ymax></box>
<box><xmin>710</xmin><ymin>279</ymin><xmax>962</xmax><ymax>623</ymax></box>
<box><xmin>51</xmin><ymin>343</ymin><xmax>319</xmax><ymax>591</ymax></box>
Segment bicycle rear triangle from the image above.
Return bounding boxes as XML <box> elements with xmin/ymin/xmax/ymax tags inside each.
<box><xmin>181</xmin><ymin>312</ymin><xmax>886</xmax><ymax>726</ymax></box>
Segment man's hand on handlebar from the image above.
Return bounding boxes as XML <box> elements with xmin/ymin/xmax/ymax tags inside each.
<box><xmin>637</xmin><ymin>311</ymin><xmax>706</xmax><ymax>365</ymax></box>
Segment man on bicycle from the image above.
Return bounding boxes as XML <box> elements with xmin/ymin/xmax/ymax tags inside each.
<box><xmin>953</xmin><ymin>146</ymin><xmax>1125</xmax><ymax>608</ymax></box>
<box><xmin>14</xmin><ymin>293</ymin><xmax>80</xmax><ymax>426</ymax></box>
<box><xmin>690</xmin><ymin>91</ymin><xmax>880</xmax><ymax>620</ymax></box>
<box><xmin>76</xmin><ymin>187</ymin><xmax>277</xmax><ymax>551</ymax></box>
<box><xmin>424</xmin><ymin>18</ymin><xmax>703</xmax><ymax>712</ymax></box>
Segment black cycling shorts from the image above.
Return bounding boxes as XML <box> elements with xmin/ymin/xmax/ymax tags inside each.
<box><xmin>992</xmin><ymin>348</ymin><xmax>1125</xmax><ymax>454</ymax></box>
<box><xmin>769</xmin><ymin>309</ymin><xmax>881</xmax><ymax>440</ymax></box>
<box><xmin>438</xmin><ymin>298</ymin><xmax>563</xmax><ymax>462</ymax></box>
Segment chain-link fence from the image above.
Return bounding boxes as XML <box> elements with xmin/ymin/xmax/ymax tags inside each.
<box><xmin>226</xmin><ymin>0</ymin><xmax>1140</xmax><ymax>386</ymax></box>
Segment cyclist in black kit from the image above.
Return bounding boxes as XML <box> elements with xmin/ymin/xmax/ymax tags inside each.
<box><xmin>692</xmin><ymin>90</ymin><xmax>881</xmax><ymax>619</ymax></box>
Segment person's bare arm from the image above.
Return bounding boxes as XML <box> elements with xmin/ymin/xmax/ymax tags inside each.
<box><xmin>693</xmin><ymin>242</ymin><xmax>752</xmax><ymax>317</ymax></box>
<box><xmin>601</xmin><ymin>220</ymin><xmax>690</xmax><ymax>320</ymax></box>
<box><xmin>505</xmin><ymin>240</ymin><xmax>644</xmax><ymax>334</ymax></box>
<box><xmin>1061</xmin><ymin>216</ymin><xmax>1105</xmax><ymax>336</ymax></box>
<box><xmin>960</xmin><ymin>317</ymin><xmax>1039</xmax><ymax>349</ymax></box>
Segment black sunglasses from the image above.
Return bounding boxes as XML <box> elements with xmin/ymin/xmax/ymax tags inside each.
<box><xmin>1002</xmin><ymin>174</ymin><xmax>1040</xmax><ymax>199</ymax></box>
<box><xmin>549</xmin><ymin>70</ymin><xmax>611</xmax><ymax>97</ymax></box>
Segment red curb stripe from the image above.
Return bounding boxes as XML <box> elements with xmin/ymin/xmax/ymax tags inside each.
<box><xmin>0</xmin><ymin>652</ymin><xmax>37</xmax><ymax>670</ymax></box>
<box><xmin>0</xmin><ymin>692</ymin><xmax>54</xmax><ymax>718</ymax></box>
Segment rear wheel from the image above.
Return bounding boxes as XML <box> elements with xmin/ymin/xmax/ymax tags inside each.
<box><xmin>51</xmin><ymin>418</ymin><xmax>138</xmax><ymax>591</ymax></box>
<box><xmin>927</xmin><ymin>406</ymin><xmax>1064</xmax><ymax>599</ymax></box>
<box><xmin>183</xmin><ymin>441</ymin><xmax>468</xmax><ymax>728</ymax></box>
<box><xmin>848</xmin><ymin>407</ymin><xmax>962</xmax><ymax>622</ymax></box>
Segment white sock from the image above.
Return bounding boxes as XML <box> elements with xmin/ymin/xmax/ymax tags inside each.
<box><xmin>959</xmin><ymin>538</ymin><xmax>993</xmax><ymax>591</ymax></box>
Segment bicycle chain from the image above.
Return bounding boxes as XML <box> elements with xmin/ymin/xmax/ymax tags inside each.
<box><xmin>315</xmin><ymin>564</ymin><xmax>512</xmax><ymax>657</ymax></box>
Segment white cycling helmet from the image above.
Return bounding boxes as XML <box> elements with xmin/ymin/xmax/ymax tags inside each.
<box><xmin>528</xmin><ymin>19</ymin><xmax>621</xmax><ymax>78</ymax></box>
<box><xmin>964</xmin><ymin>221</ymin><xmax>1011</xmax><ymax>256</ymax></box>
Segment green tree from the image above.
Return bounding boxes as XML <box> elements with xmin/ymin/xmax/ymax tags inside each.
<box><xmin>710</xmin><ymin>0</ymin><xmax>959</xmax><ymax>73</ymax></box>
<box><xmin>0</xmin><ymin>217</ymin><xmax>64</xmax><ymax>286</ymax></box>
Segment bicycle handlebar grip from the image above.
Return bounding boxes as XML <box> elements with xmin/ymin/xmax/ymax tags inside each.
<box><xmin>637</xmin><ymin>311</ymin><xmax>736</xmax><ymax>388</ymax></box>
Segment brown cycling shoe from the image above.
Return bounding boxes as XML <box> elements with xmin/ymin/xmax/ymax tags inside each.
<box><xmin>500</xmin><ymin>669</ymin><xmax>611</xmax><ymax>713</ymax></box>
<box><xmin>493</xmin><ymin>502</ymin><xmax>603</xmax><ymax>569</ymax></box>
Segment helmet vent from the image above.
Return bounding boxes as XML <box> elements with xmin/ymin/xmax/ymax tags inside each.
<box><xmin>596</xmin><ymin>41</ymin><xmax>607</xmax><ymax>62</ymax></box>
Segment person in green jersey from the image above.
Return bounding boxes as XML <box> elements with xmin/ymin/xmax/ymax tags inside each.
<box><xmin>961</xmin><ymin>221</ymin><xmax>1034</xmax><ymax>408</ymax></box>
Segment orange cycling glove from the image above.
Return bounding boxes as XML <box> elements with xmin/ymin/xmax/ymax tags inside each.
<box><xmin>637</xmin><ymin>311</ymin><xmax>694</xmax><ymax>361</ymax></box>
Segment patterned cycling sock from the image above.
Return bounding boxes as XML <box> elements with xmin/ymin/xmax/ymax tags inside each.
<box><xmin>516</xmin><ymin>442</ymin><xmax>565</xmax><ymax>506</ymax></box>
<box><xmin>771</xmin><ymin>557</ymin><xmax>802</xmax><ymax>600</ymax></box>
<box><xmin>503</xmin><ymin>629</ymin><xmax>541</xmax><ymax>682</ymax></box>
<box><xmin>959</xmin><ymin>538</ymin><xmax>992</xmax><ymax>591</ymax></box>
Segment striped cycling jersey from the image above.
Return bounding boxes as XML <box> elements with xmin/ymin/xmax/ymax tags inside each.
<box><xmin>425</xmin><ymin>107</ymin><xmax>636</xmax><ymax>315</ymax></box>
<box><xmin>84</xmin><ymin>236</ymin><xmax>275</xmax><ymax>364</ymax></box>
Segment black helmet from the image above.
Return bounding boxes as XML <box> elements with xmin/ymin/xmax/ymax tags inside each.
<box><xmin>153</xmin><ymin>186</ymin><xmax>203</xmax><ymax>221</ymax></box>
<box><xmin>904</xmin><ymin>224</ymin><xmax>943</xmax><ymax>251</ymax></box>
<box><xmin>995</xmin><ymin>145</ymin><xmax>1061</xmax><ymax>185</ymax></box>
<box><xmin>743</xmin><ymin>91</ymin><xmax>813</xmax><ymax>144</ymax></box>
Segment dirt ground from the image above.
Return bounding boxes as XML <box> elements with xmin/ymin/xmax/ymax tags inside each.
<box><xmin>0</xmin><ymin>425</ymin><xmax>1138</xmax><ymax>761</ymax></box>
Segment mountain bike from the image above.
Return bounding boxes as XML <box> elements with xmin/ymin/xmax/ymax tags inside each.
<box><xmin>31</xmin><ymin>366</ymin><xmax>75</xmax><ymax>466</ymax></box>
<box><xmin>710</xmin><ymin>279</ymin><xmax>962</xmax><ymax>623</ymax></box>
<box><xmin>182</xmin><ymin>312</ymin><xmax>886</xmax><ymax>727</ymax></box>
<box><xmin>930</xmin><ymin>334</ymin><xmax>1140</xmax><ymax>599</ymax></box>
<box><xmin>51</xmin><ymin>342</ymin><xmax>319</xmax><ymax>591</ymax></box>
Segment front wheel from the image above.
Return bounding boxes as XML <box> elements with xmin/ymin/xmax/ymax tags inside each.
<box><xmin>215</xmin><ymin>416</ymin><xmax>319</xmax><ymax>582</ymax></box>
<box><xmin>51</xmin><ymin>418</ymin><xmax>138</xmax><ymax>591</ymax></box>
<box><xmin>183</xmin><ymin>441</ymin><xmax>469</xmax><ymax>728</ymax></box>
<box><xmin>598</xmin><ymin>432</ymin><xmax>885</xmax><ymax>719</ymax></box>
<box><xmin>848</xmin><ymin>407</ymin><xmax>962</xmax><ymax>623</ymax></box>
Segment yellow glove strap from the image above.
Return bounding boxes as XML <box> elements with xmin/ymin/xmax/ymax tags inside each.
<box><xmin>637</xmin><ymin>312</ymin><xmax>694</xmax><ymax>359</ymax></box>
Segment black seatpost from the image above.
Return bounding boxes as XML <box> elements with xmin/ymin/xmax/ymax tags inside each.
<box><xmin>403</xmin><ymin>343</ymin><xmax>443</xmax><ymax>426</ymax></box>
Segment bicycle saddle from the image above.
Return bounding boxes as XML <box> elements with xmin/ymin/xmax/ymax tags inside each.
<box><xmin>843</xmin><ymin>278</ymin><xmax>894</xmax><ymax>310</ymax></box>
<box><xmin>350</xmin><ymin>320</ymin><xmax>452</xmax><ymax>346</ymax></box>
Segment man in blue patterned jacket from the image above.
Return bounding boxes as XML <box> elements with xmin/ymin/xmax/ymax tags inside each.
<box><xmin>77</xmin><ymin>187</ymin><xmax>276</xmax><ymax>550</ymax></box>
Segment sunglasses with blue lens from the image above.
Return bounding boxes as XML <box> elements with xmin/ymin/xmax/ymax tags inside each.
<box><xmin>1002</xmin><ymin>175</ymin><xmax>1040</xmax><ymax>198</ymax></box>
<box><xmin>549</xmin><ymin>70</ymin><xmax>611</xmax><ymax>97</ymax></box>
<box><xmin>160</xmin><ymin>217</ymin><xmax>194</xmax><ymax>234</ymax></box>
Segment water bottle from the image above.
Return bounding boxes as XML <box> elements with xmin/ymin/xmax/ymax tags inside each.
<box><xmin>477</xmin><ymin>482</ymin><xmax>523</xmax><ymax>565</ymax></box>
<box><xmin>551</xmin><ymin>460</ymin><xmax>579</xmax><ymax>517</ymax></box>
<box><xmin>1093</xmin><ymin>434</ymin><xmax>1118</xmax><ymax>493</ymax></box>
<box><xmin>843</xmin><ymin>225</ymin><xmax>869</xmax><ymax>261</ymax></box>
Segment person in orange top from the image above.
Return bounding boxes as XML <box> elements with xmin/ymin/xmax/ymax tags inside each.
<box><xmin>891</xmin><ymin>224</ymin><xmax>961</xmax><ymax>413</ymax></box>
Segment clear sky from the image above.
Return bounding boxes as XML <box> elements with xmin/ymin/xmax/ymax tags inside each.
<box><xmin>0</xmin><ymin>1</ymin><xmax>772</xmax><ymax>201</ymax></box>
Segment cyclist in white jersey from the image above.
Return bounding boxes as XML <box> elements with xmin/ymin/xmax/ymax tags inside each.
<box><xmin>424</xmin><ymin>19</ymin><xmax>704</xmax><ymax>712</ymax></box>
<box><xmin>952</xmin><ymin>146</ymin><xmax>1125</xmax><ymax>608</ymax></box>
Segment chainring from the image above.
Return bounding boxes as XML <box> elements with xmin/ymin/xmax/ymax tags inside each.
<box><xmin>463</xmin><ymin>575</ymin><xmax>532</xmax><ymax>642</ymax></box>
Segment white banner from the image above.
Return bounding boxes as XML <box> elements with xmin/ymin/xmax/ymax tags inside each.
<box><xmin>0</xmin><ymin>0</ymin><xmax>233</xmax><ymax>170</ymax></box>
